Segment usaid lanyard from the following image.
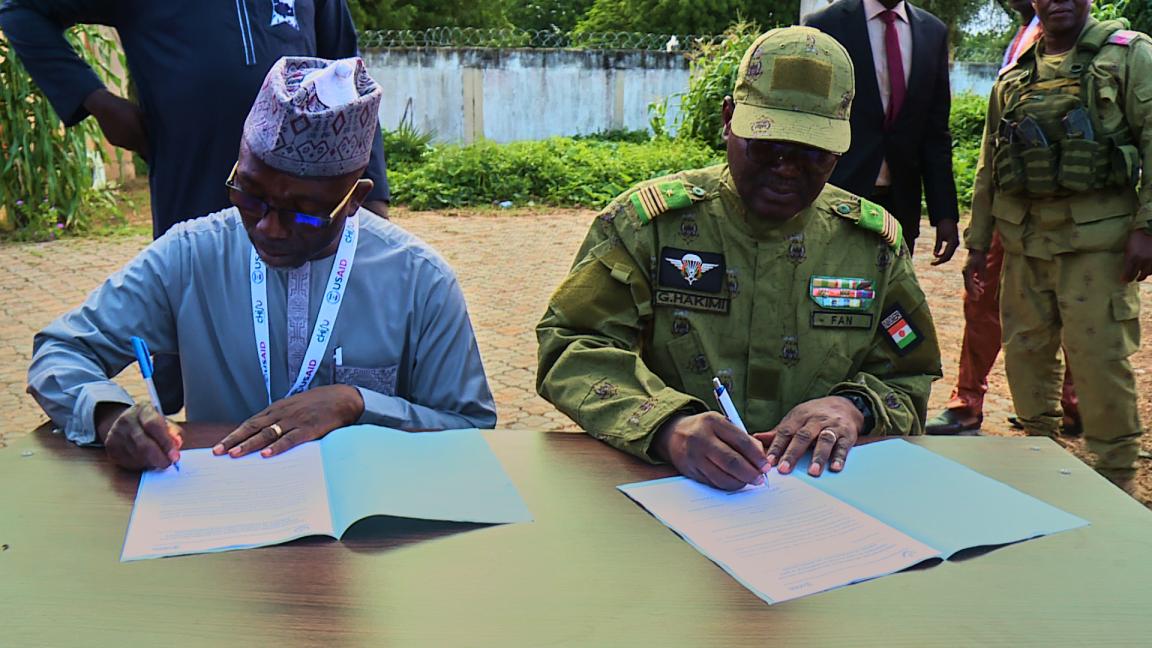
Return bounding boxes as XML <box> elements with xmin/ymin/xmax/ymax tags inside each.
<box><xmin>249</xmin><ymin>215</ymin><xmax>359</xmax><ymax>405</ymax></box>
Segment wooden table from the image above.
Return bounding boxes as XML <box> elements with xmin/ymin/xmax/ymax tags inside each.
<box><xmin>2</xmin><ymin>428</ymin><xmax>1149</xmax><ymax>646</ymax></box>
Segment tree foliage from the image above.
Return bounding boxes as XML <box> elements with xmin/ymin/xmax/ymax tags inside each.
<box><xmin>575</xmin><ymin>0</ymin><xmax>798</xmax><ymax>36</ymax></box>
<box><xmin>650</xmin><ymin>21</ymin><xmax>760</xmax><ymax>150</ymax></box>
<box><xmin>1123</xmin><ymin>0</ymin><xmax>1152</xmax><ymax>33</ymax></box>
<box><xmin>346</xmin><ymin>0</ymin><xmax>512</xmax><ymax>31</ymax></box>
<box><xmin>909</xmin><ymin>0</ymin><xmax>994</xmax><ymax>43</ymax></box>
<box><xmin>507</xmin><ymin>0</ymin><xmax>597</xmax><ymax>32</ymax></box>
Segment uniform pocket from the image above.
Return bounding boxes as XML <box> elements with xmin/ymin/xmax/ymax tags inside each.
<box><xmin>665</xmin><ymin>328</ymin><xmax>713</xmax><ymax>397</ymax></box>
<box><xmin>1112</xmin><ymin>285</ymin><xmax>1141</xmax><ymax>321</ymax></box>
<box><xmin>1108</xmin><ymin>285</ymin><xmax>1141</xmax><ymax>359</ymax></box>
<box><xmin>335</xmin><ymin>365</ymin><xmax>398</xmax><ymax>396</ymax></box>
<box><xmin>801</xmin><ymin>345</ymin><xmax>854</xmax><ymax>400</ymax></box>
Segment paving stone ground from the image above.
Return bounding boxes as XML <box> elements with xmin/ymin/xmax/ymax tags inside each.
<box><xmin>2</xmin><ymin>208</ymin><xmax>1151</xmax><ymax>500</ymax></box>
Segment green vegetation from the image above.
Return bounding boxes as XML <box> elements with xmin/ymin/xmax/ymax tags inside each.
<box><xmin>576</xmin><ymin>0</ymin><xmax>796</xmax><ymax>36</ymax></box>
<box><xmin>949</xmin><ymin>92</ymin><xmax>989</xmax><ymax>212</ymax></box>
<box><xmin>507</xmin><ymin>0</ymin><xmax>596</xmax><ymax>32</ymax></box>
<box><xmin>346</xmin><ymin>0</ymin><xmax>512</xmax><ymax>31</ymax></box>
<box><xmin>389</xmin><ymin>137</ymin><xmax>720</xmax><ymax>209</ymax></box>
<box><xmin>659</xmin><ymin>22</ymin><xmax>759</xmax><ymax>151</ymax></box>
<box><xmin>1</xmin><ymin>26</ymin><xmax>127</xmax><ymax>240</ymax></box>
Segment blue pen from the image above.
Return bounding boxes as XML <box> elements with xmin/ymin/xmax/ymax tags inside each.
<box><xmin>713</xmin><ymin>377</ymin><xmax>767</xmax><ymax>486</ymax></box>
<box><xmin>712</xmin><ymin>377</ymin><xmax>748</xmax><ymax>432</ymax></box>
<box><xmin>130</xmin><ymin>336</ymin><xmax>179</xmax><ymax>472</ymax></box>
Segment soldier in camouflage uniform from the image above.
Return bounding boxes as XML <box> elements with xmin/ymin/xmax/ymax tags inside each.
<box><xmin>536</xmin><ymin>27</ymin><xmax>942</xmax><ymax>491</ymax></box>
<box><xmin>963</xmin><ymin>0</ymin><xmax>1152</xmax><ymax>493</ymax></box>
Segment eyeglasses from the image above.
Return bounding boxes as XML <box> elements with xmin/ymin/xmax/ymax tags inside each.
<box><xmin>743</xmin><ymin>140</ymin><xmax>839</xmax><ymax>172</ymax></box>
<box><xmin>224</xmin><ymin>162</ymin><xmax>362</xmax><ymax>230</ymax></box>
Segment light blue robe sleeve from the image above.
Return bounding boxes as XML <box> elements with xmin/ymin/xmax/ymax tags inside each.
<box><xmin>27</xmin><ymin>232</ymin><xmax>182</xmax><ymax>445</ymax></box>
<box><xmin>356</xmin><ymin>269</ymin><xmax>496</xmax><ymax>431</ymax></box>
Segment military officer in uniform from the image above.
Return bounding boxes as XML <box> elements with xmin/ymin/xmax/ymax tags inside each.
<box><xmin>536</xmin><ymin>27</ymin><xmax>942</xmax><ymax>491</ymax></box>
<box><xmin>963</xmin><ymin>0</ymin><xmax>1152</xmax><ymax>496</ymax></box>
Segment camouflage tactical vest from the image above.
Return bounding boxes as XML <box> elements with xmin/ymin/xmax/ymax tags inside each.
<box><xmin>993</xmin><ymin>20</ymin><xmax>1144</xmax><ymax>198</ymax></box>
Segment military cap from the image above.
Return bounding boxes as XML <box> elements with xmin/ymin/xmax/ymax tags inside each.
<box><xmin>730</xmin><ymin>26</ymin><xmax>855</xmax><ymax>154</ymax></box>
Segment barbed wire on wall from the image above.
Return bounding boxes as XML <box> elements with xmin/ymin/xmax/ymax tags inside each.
<box><xmin>359</xmin><ymin>28</ymin><xmax>723</xmax><ymax>51</ymax></box>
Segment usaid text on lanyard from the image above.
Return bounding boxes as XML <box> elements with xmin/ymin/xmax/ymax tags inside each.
<box><xmin>249</xmin><ymin>215</ymin><xmax>359</xmax><ymax>405</ymax></box>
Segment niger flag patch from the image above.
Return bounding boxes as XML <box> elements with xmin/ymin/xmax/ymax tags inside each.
<box><xmin>880</xmin><ymin>303</ymin><xmax>922</xmax><ymax>355</ymax></box>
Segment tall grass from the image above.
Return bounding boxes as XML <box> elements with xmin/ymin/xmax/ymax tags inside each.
<box><xmin>1</xmin><ymin>26</ymin><xmax>125</xmax><ymax>238</ymax></box>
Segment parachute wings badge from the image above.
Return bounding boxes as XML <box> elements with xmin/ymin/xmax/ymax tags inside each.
<box><xmin>666</xmin><ymin>253</ymin><xmax>719</xmax><ymax>286</ymax></box>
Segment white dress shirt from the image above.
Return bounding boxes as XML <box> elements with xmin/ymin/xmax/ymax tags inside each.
<box><xmin>863</xmin><ymin>0</ymin><xmax>913</xmax><ymax>186</ymax></box>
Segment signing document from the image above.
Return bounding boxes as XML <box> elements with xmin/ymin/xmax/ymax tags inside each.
<box><xmin>122</xmin><ymin>426</ymin><xmax>532</xmax><ymax>561</ymax></box>
<box><xmin>619</xmin><ymin>439</ymin><xmax>1088</xmax><ymax>604</ymax></box>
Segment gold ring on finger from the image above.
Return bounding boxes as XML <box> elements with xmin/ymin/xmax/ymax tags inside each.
<box><xmin>268</xmin><ymin>423</ymin><xmax>285</xmax><ymax>439</ymax></box>
<box><xmin>818</xmin><ymin>427</ymin><xmax>837</xmax><ymax>441</ymax></box>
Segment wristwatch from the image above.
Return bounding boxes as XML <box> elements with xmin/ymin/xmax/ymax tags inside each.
<box><xmin>836</xmin><ymin>392</ymin><xmax>876</xmax><ymax>434</ymax></box>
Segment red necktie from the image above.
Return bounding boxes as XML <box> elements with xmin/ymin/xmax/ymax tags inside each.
<box><xmin>880</xmin><ymin>10</ymin><xmax>906</xmax><ymax>129</ymax></box>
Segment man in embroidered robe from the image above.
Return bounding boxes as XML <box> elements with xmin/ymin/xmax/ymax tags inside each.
<box><xmin>536</xmin><ymin>27</ymin><xmax>941</xmax><ymax>491</ymax></box>
<box><xmin>27</xmin><ymin>57</ymin><xmax>495</xmax><ymax>471</ymax></box>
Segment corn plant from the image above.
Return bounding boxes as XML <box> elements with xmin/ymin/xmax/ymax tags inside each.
<box><xmin>1</xmin><ymin>26</ymin><xmax>125</xmax><ymax>238</ymax></box>
<box><xmin>671</xmin><ymin>21</ymin><xmax>761</xmax><ymax>151</ymax></box>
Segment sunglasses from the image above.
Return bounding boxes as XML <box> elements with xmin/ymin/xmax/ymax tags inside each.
<box><xmin>743</xmin><ymin>140</ymin><xmax>839</xmax><ymax>172</ymax></box>
<box><xmin>224</xmin><ymin>162</ymin><xmax>363</xmax><ymax>230</ymax></box>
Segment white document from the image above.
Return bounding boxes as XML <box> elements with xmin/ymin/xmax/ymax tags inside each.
<box><xmin>121</xmin><ymin>443</ymin><xmax>332</xmax><ymax>560</ymax></box>
<box><xmin>619</xmin><ymin>475</ymin><xmax>937</xmax><ymax>604</ymax></box>
<box><xmin>121</xmin><ymin>426</ymin><xmax>533</xmax><ymax>561</ymax></box>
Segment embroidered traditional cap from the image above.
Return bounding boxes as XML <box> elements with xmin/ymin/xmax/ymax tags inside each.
<box><xmin>243</xmin><ymin>56</ymin><xmax>382</xmax><ymax>177</ymax></box>
<box><xmin>730</xmin><ymin>26</ymin><xmax>855</xmax><ymax>154</ymax></box>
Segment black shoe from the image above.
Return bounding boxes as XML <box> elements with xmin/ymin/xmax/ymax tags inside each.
<box><xmin>1009</xmin><ymin>414</ymin><xmax>1082</xmax><ymax>437</ymax></box>
<box><xmin>1061</xmin><ymin>418</ymin><xmax>1083</xmax><ymax>437</ymax></box>
<box><xmin>925</xmin><ymin>409</ymin><xmax>983</xmax><ymax>435</ymax></box>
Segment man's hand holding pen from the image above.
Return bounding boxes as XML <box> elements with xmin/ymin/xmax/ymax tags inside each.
<box><xmin>652</xmin><ymin>412</ymin><xmax>769</xmax><ymax>492</ymax></box>
<box><xmin>96</xmin><ymin>403</ymin><xmax>184</xmax><ymax>471</ymax></box>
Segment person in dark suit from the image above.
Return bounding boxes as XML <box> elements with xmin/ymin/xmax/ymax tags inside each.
<box><xmin>804</xmin><ymin>0</ymin><xmax>959</xmax><ymax>262</ymax></box>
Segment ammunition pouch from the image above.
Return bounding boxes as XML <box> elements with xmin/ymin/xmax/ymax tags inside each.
<box><xmin>1110</xmin><ymin>144</ymin><xmax>1141</xmax><ymax>188</ymax></box>
<box><xmin>993</xmin><ymin>140</ymin><xmax>1028</xmax><ymax>195</ymax></box>
<box><xmin>993</xmin><ymin>20</ymin><xmax>1143</xmax><ymax>198</ymax></box>
<box><xmin>995</xmin><ymin>134</ymin><xmax>1140</xmax><ymax>197</ymax></box>
<box><xmin>1057</xmin><ymin>138</ymin><xmax>1105</xmax><ymax>192</ymax></box>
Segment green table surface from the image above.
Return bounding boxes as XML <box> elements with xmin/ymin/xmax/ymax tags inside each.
<box><xmin>2</xmin><ymin>428</ymin><xmax>1149</xmax><ymax>647</ymax></box>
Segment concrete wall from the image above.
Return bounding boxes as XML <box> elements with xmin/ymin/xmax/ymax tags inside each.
<box><xmin>364</xmin><ymin>48</ymin><xmax>1002</xmax><ymax>144</ymax></box>
<box><xmin>363</xmin><ymin>48</ymin><xmax>688</xmax><ymax>143</ymax></box>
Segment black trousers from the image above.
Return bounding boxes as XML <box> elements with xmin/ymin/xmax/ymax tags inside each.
<box><xmin>153</xmin><ymin>353</ymin><xmax>184</xmax><ymax>415</ymax></box>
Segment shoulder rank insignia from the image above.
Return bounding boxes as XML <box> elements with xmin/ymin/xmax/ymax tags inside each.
<box><xmin>851</xmin><ymin>198</ymin><xmax>903</xmax><ymax>251</ymax></box>
<box><xmin>630</xmin><ymin>180</ymin><xmax>700</xmax><ymax>225</ymax></box>
<box><xmin>1107</xmin><ymin>30</ymin><xmax>1143</xmax><ymax>47</ymax></box>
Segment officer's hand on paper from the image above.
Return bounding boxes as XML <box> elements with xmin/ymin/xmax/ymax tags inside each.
<box><xmin>962</xmin><ymin>249</ymin><xmax>989</xmax><ymax>298</ymax></box>
<box><xmin>652</xmin><ymin>412</ymin><xmax>769</xmax><ymax>491</ymax></box>
<box><xmin>755</xmin><ymin>396</ymin><xmax>862</xmax><ymax>477</ymax></box>
<box><xmin>98</xmin><ymin>403</ymin><xmax>183</xmax><ymax>471</ymax></box>
<box><xmin>1121</xmin><ymin>229</ymin><xmax>1152</xmax><ymax>282</ymax></box>
<box><xmin>213</xmin><ymin>385</ymin><xmax>365</xmax><ymax>459</ymax></box>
